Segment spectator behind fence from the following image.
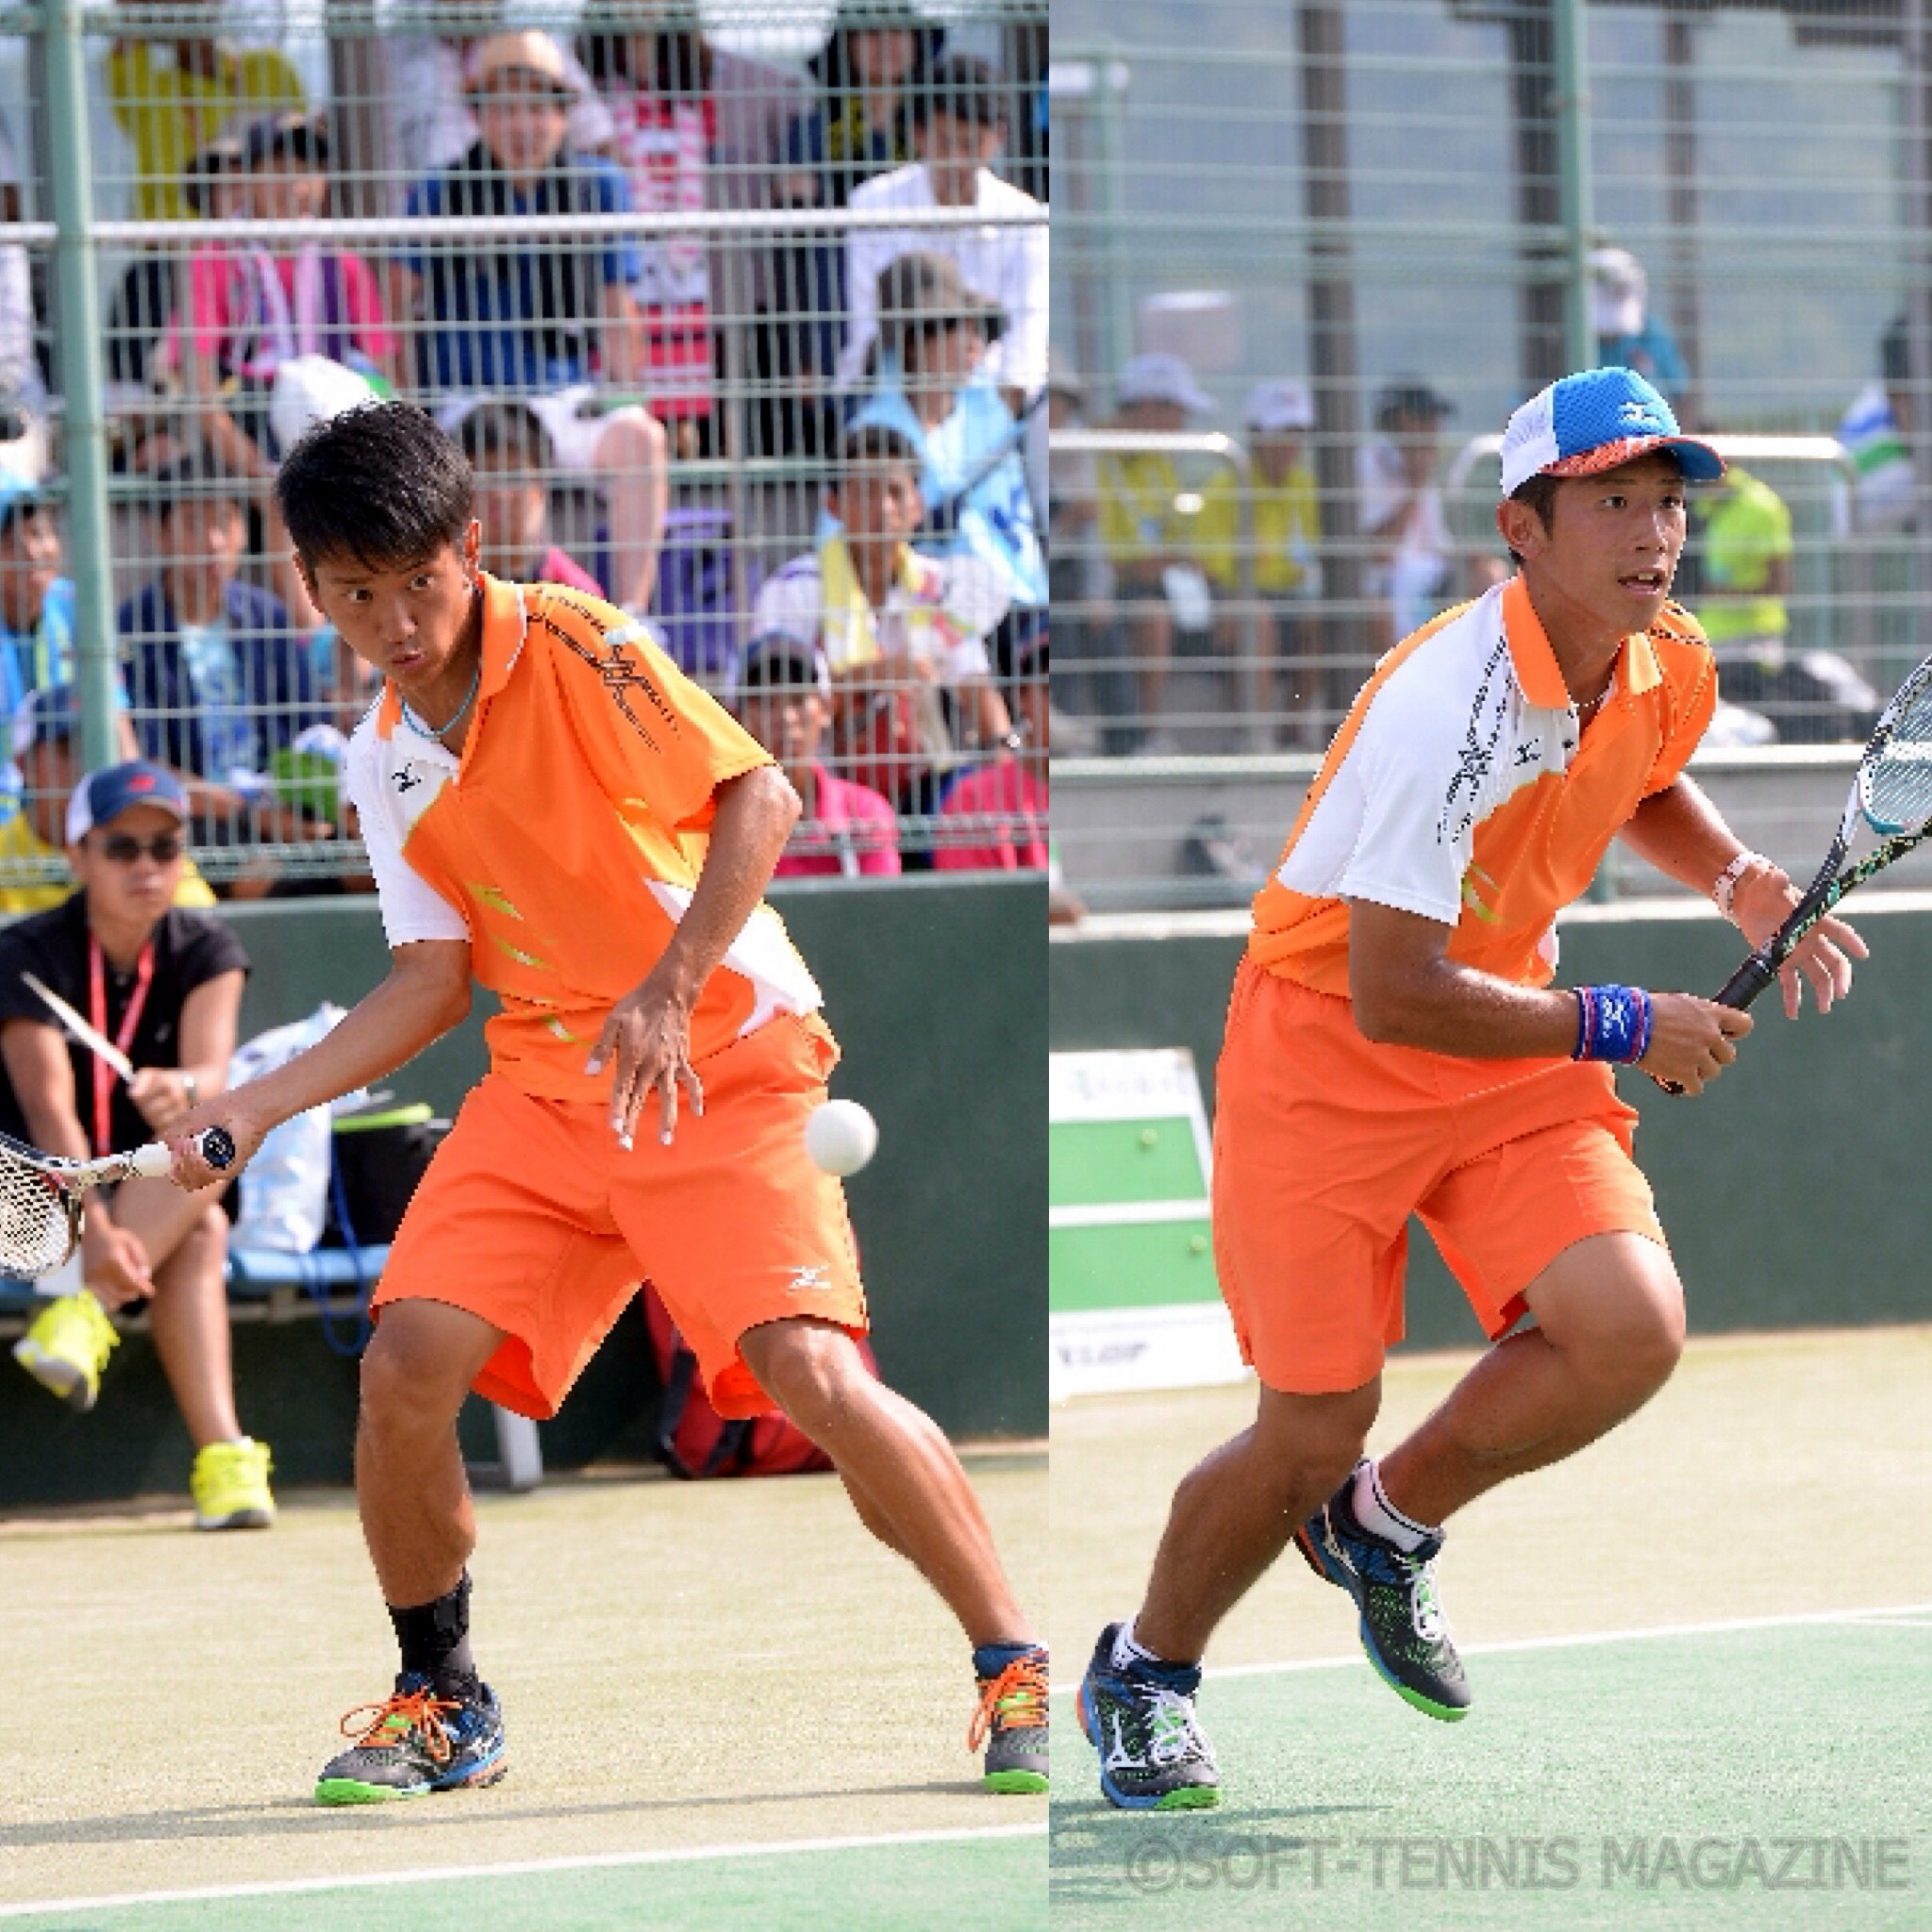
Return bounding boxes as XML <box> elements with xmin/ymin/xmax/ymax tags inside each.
<box><xmin>385</xmin><ymin>15</ymin><xmax>610</xmax><ymax>196</ymax></box>
<box><xmin>1200</xmin><ymin>379</ymin><xmax>1324</xmax><ymax>745</ymax></box>
<box><xmin>394</xmin><ymin>33</ymin><xmax>646</xmax><ymax>396</ymax></box>
<box><xmin>179</xmin><ymin>112</ymin><xmax>400</xmax><ymax>485</ymax></box>
<box><xmin>735</xmin><ymin>631</ymin><xmax>900</xmax><ymax>879</ymax></box>
<box><xmin>753</xmin><ymin>424</ymin><xmax>1010</xmax><ymax>841</ymax></box>
<box><xmin>1098</xmin><ymin>351</ymin><xmax>1216</xmax><ymax>750</ymax></box>
<box><xmin>1690</xmin><ymin>455</ymin><xmax>1879</xmax><ymax>745</ymax></box>
<box><xmin>0</xmin><ymin>761</ymin><xmax>272</xmax><ymax>1529</ymax></box>
<box><xmin>0</xmin><ymin>479</ymin><xmax>74</xmax><ymax>719</ymax></box>
<box><xmin>765</xmin><ymin>6</ymin><xmax>940</xmax><ymax>454</ymax></box>
<box><xmin>0</xmin><ymin>118</ymin><xmax>41</xmax><ymax>417</ymax></box>
<box><xmin>1359</xmin><ymin>377</ymin><xmax>1457</xmax><ymax>654</ymax></box>
<box><xmin>857</xmin><ymin>253</ymin><xmax>1047</xmax><ymax>648</ymax></box>
<box><xmin>1590</xmin><ymin>246</ymin><xmax>1690</xmax><ymax>409</ymax></box>
<box><xmin>937</xmin><ymin>625</ymin><xmax>1047</xmax><ymax>873</ymax></box>
<box><xmin>838</xmin><ymin>55</ymin><xmax>1048</xmax><ymax>413</ymax></box>
<box><xmin>106</xmin><ymin>0</ymin><xmax>305</xmax><ymax>224</ymax></box>
<box><xmin>581</xmin><ymin>18</ymin><xmax>803</xmax><ymax>458</ymax></box>
<box><xmin>455</xmin><ymin>400</ymin><xmax>602</xmax><ymax>594</ymax></box>
<box><xmin>1</xmin><ymin>686</ymin><xmax>218</xmax><ymax>916</ymax></box>
<box><xmin>107</xmin><ymin>133</ymin><xmax>245</xmax><ymax>393</ymax></box>
<box><xmin>1839</xmin><ymin>317</ymin><xmax>1919</xmax><ymax>533</ymax></box>
<box><xmin>118</xmin><ymin>456</ymin><xmax>331</xmax><ymax>845</ymax></box>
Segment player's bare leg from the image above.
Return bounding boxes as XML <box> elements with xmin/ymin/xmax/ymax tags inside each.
<box><xmin>741</xmin><ymin>1316</ymin><xmax>1047</xmax><ymax>1792</ymax></box>
<box><xmin>741</xmin><ymin>1316</ymin><xmax>1034</xmax><ymax>1648</ymax></box>
<box><xmin>314</xmin><ymin>1299</ymin><xmax>511</xmax><ymax>1806</ymax></box>
<box><xmin>1374</xmin><ymin>1232</ymin><xmax>1686</xmax><ymax>1528</ymax></box>
<box><xmin>1132</xmin><ymin>1379</ymin><xmax>1381</xmax><ymax>1665</ymax></box>
<box><xmin>1290</xmin><ymin>1232</ymin><xmax>1685</xmax><ymax>1726</ymax></box>
<box><xmin>355</xmin><ymin>1298</ymin><xmax>505</xmax><ymax>1606</ymax></box>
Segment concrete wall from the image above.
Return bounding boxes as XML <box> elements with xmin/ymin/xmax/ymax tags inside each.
<box><xmin>1051</xmin><ymin>899</ymin><xmax>1932</xmax><ymax>1345</ymax></box>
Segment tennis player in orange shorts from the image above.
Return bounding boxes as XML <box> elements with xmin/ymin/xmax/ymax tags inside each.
<box><xmin>169</xmin><ymin>402</ymin><xmax>1045</xmax><ymax>1804</ymax></box>
<box><xmin>1077</xmin><ymin>367</ymin><xmax>1867</xmax><ymax>1810</ymax></box>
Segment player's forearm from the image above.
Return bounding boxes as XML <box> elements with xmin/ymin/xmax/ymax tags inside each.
<box><xmin>648</xmin><ymin>767</ymin><xmax>800</xmax><ymax>1009</ymax></box>
<box><xmin>1616</xmin><ymin>775</ymin><xmax>1746</xmax><ymax>896</ymax></box>
<box><xmin>225</xmin><ymin>957</ymin><xmax>471</xmax><ymax>1135</ymax></box>
<box><xmin>1350</xmin><ymin>954</ymin><xmax>1581</xmax><ymax>1059</ymax></box>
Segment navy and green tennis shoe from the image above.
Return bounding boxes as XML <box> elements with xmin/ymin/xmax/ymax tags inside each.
<box><xmin>314</xmin><ymin>1672</ymin><xmax>508</xmax><ymax>1805</ymax></box>
<box><xmin>1294</xmin><ymin>1463</ymin><xmax>1470</xmax><ymax>1722</ymax></box>
<box><xmin>1078</xmin><ymin>1624</ymin><xmax>1220</xmax><ymax>1809</ymax></box>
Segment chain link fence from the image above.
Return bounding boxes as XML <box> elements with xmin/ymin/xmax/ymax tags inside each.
<box><xmin>0</xmin><ymin>0</ymin><xmax>1047</xmax><ymax>905</ymax></box>
<box><xmin>1049</xmin><ymin>0</ymin><xmax>1932</xmax><ymax>801</ymax></box>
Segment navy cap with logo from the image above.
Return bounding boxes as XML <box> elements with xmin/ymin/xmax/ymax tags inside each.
<box><xmin>67</xmin><ymin>760</ymin><xmax>190</xmax><ymax>846</ymax></box>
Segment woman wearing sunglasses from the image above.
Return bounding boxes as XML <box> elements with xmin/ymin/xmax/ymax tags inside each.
<box><xmin>0</xmin><ymin>761</ymin><xmax>270</xmax><ymax>1530</ymax></box>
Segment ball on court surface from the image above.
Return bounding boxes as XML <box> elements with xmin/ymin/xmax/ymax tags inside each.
<box><xmin>807</xmin><ymin>1099</ymin><xmax>878</xmax><ymax>1176</ymax></box>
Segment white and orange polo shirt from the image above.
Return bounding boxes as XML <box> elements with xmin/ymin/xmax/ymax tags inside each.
<box><xmin>344</xmin><ymin>574</ymin><xmax>823</xmax><ymax>1100</ymax></box>
<box><xmin>1250</xmin><ymin>575</ymin><xmax>1717</xmax><ymax>995</ymax></box>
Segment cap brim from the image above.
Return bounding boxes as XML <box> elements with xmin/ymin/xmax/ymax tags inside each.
<box><xmin>1541</xmin><ymin>434</ymin><xmax>1724</xmax><ymax>483</ymax></box>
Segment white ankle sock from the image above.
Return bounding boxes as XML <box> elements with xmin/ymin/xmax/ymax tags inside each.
<box><xmin>1352</xmin><ymin>1458</ymin><xmax>1438</xmax><ymax>1554</ymax></box>
<box><xmin>1112</xmin><ymin>1618</ymin><xmax>1162</xmax><ymax>1671</ymax></box>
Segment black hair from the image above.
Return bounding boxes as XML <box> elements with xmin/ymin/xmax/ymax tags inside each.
<box><xmin>0</xmin><ymin>493</ymin><xmax>46</xmax><ymax>541</ymax></box>
<box><xmin>1505</xmin><ymin>472</ymin><xmax>1560</xmax><ymax>566</ymax></box>
<box><xmin>151</xmin><ymin>451</ymin><xmax>247</xmax><ymax>522</ymax></box>
<box><xmin>457</xmin><ymin>399</ymin><xmax>556</xmax><ymax>472</ymax></box>
<box><xmin>909</xmin><ymin>53</ymin><xmax>1003</xmax><ymax>129</ymax></box>
<box><xmin>837</xmin><ymin>423</ymin><xmax>921</xmax><ymax>476</ymax></box>
<box><xmin>275</xmin><ymin>401</ymin><xmax>474</xmax><ymax>570</ymax></box>
<box><xmin>576</xmin><ymin>15</ymin><xmax>709</xmax><ymax>93</ymax></box>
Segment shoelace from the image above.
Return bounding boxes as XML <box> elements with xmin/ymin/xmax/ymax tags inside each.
<box><xmin>968</xmin><ymin>1654</ymin><xmax>1048</xmax><ymax>1752</ymax></box>
<box><xmin>1408</xmin><ymin>1566</ymin><xmax>1450</xmax><ymax>1645</ymax></box>
<box><xmin>337</xmin><ymin>1686</ymin><xmax>461</xmax><ymax>1767</ymax></box>
<box><xmin>1143</xmin><ymin>1685</ymin><xmax>1210</xmax><ymax>1768</ymax></box>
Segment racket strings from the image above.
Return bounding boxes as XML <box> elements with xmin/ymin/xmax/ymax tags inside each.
<box><xmin>1864</xmin><ymin>684</ymin><xmax>1932</xmax><ymax>835</ymax></box>
<box><xmin>0</xmin><ymin>1158</ymin><xmax>78</xmax><ymax>1278</ymax></box>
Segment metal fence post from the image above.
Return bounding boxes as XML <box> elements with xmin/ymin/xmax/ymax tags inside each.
<box><xmin>1553</xmin><ymin>0</ymin><xmax>1597</xmax><ymax>381</ymax></box>
<box><xmin>42</xmin><ymin>0</ymin><xmax>120</xmax><ymax>775</ymax></box>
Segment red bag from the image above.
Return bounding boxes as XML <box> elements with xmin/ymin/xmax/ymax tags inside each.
<box><xmin>641</xmin><ymin>1286</ymin><xmax>878</xmax><ymax>1478</ymax></box>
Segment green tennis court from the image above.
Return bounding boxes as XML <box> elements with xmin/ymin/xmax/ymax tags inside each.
<box><xmin>0</xmin><ymin>1450</ymin><xmax>1047</xmax><ymax>1931</ymax></box>
<box><xmin>1050</xmin><ymin>1327</ymin><xmax>1932</xmax><ymax>1931</ymax></box>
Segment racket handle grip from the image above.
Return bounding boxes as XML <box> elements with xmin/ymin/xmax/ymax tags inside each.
<box><xmin>1714</xmin><ymin>951</ymin><xmax>1780</xmax><ymax>1012</ymax></box>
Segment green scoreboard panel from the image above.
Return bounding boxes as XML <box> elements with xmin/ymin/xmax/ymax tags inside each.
<box><xmin>1049</xmin><ymin>1050</ymin><xmax>1250</xmax><ymax>1398</ymax></box>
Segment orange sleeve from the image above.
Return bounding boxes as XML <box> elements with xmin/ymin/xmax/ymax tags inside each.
<box><xmin>535</xmin><ymin>588</ymin><xmax>773</xmax><ymax>831</ymax></box>
<box><xmin>1641</xmin><ymin>609</ymin><xmax>1720</xmax><ymax>797</ymax></box>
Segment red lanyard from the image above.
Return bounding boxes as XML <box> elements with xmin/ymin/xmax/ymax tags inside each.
<box><xmin>88</xmin><ymin>933</ymin><xmax>155</xmax><ymax>1158</ymax></box>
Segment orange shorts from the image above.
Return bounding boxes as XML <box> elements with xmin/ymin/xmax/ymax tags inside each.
<box><xmin>373</xmin><ymin>1012</ymin><xmax>867</xmax><ymax>1422</ymax></box>
<box><xmin>1211</xmin><ymin>957</ymin><xmax>1666</xmax><ymax>1395</ymax></box>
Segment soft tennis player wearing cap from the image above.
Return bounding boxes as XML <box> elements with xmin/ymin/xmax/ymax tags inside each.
<box><xmin>1077</xmin><ymin>367</ymin><xmax>1868</xmax><ymax>1809</ymax></box>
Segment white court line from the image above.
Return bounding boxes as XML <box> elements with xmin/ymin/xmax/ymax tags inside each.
<box><xmin>0</xmin><ymin>1822</ymin><xmax>1046</xmax><ymax>1922</ymax></box>
<box><xmin>1047</xmin><ymin>1602</ymin><xmax>1932</xmax><ymax>1696</ymax></box>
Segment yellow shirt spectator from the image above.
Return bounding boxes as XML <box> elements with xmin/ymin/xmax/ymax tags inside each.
<box><xmin>0</xmin><ymin>810</ymin><xmax>217</xmax><ymax>915</ymax></box>
<box><xmin>1098</xmin><ymin>451</ymin><xmax>1189</xmax><ymax>568</ymax></box>
<box><xmin>107</xmin><ymin>40</ymin><xmax>305</xmax><ymax>224</ymax></box>
<box><xmin>1196</xmin><ymin>465</ymin><xmax>1321</xmax><ymax>596</ymax></box>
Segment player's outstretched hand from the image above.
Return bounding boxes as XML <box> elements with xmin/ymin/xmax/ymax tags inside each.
<box><xmin>1732</xmin><ymin>869</ymin><xmax>1868</xmax><ymax>1018</ymax></box>
<box><xmin>1639</xmin><ymin>993</ymin><xmax>1754</xmax><ymax>1095</ymax></box>
<box><xmin>587</xmin><ymin>979</ymin><xmax>706</xmax><ymax>1151</ymax></box>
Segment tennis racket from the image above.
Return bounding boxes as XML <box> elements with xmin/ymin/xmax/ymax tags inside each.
<box><xmin>1709</xmin><ymin>651</ymin><xmax>1932</xmax><ymax>1012</ymax></box>
<box><xmin>0</xmin><ymin>1127</ymin><xmax>235</xmax><ymax>1278</ymax></box>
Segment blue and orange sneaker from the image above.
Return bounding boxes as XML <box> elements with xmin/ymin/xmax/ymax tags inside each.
<box><xmin>1077</xmin><ymin>1624</ymin><xmax>1219</xmax><ymax>1810</ymax></box>
<box><xmin>1294</xmin><ymin>1463</ymin><xmax>1470</xmax><ymax>1721</ymax></box>
<box><xmin>314</xmin><ymin>1673</ymin><xmax>507</xmax><ymax>1805</ymax></box>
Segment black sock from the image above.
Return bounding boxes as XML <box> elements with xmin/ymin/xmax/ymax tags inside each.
<box><xmin>388</xmin><ymin>1572</ymin><xmax>478</xmax><ymax>1696</ymax></box>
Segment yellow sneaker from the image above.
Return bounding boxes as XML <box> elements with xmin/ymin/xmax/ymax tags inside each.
<box><xmin>191</xmin><ymin>1438</ymin><xmax>275</xmax><ymax>1531</ymax></box>
<box><xmin>12</xmin><ymin>1290</ymin><xmax>118</xmax><ymax>1411</ymax></box>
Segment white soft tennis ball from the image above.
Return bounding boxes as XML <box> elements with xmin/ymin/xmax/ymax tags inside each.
<box><xmin>807</xmin><ymin>1099</ymin><xmax>877</xmax><ymax>1176</ymax></box>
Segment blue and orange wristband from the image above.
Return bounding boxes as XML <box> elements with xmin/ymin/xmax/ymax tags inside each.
<box><xmin>1573</xmin><ymin>984</ymin><xmax>1655</xmax><ymax>1064</ymax></box>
